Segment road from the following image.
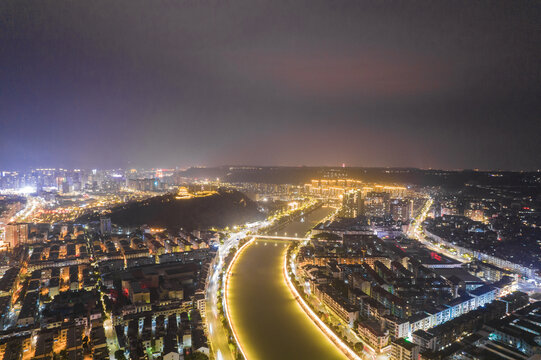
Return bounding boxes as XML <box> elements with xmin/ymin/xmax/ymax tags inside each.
<box><xmin>103</xmin><ymin>316</ymin><xmax>120</xmax><ymax>360</ymax></box>
<box><xmin>408</xmin><ymin>198</ymin><xmax>469</xmax><ymax>264</ymax></box>
<box><xmin>408</xmin><ymin>198</ymin><xmax>541</xmax><ymax>295</ymax></box>
<box><xmin>8</xmin><ymin>196</ymin><xmax>44</xmax><ymax>223</ymax></box>
<box><xmin>206</xmin><ymin>222</ymin><xmax>270</xmax><ymax>360</ymax></box>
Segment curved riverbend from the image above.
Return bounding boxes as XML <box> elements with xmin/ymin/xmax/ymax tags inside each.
<box><xmin>283</xmin><ymin>249</ymin><xmax>362</xmax><ymax>360</ymax></box>
<box><xmin>227</xmin><ymin>207</ymin><xmax>347</xmax><ymax>360</ymax></box>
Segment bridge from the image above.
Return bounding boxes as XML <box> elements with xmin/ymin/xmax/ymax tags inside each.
<box><xmin>253</xmin><ymin>235</ymin><xmax>310</xmax><ymax>241</ymax></box>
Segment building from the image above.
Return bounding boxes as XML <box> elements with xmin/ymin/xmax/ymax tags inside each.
<box><xmin>390</xmin><ymin>199</ymin><xmax>413</xmax><ymax>222</ymax></box>
<box><xmin>33</xmin><ymin>330</ymin><xmax>55</xmax><ymax>359</ymax></box>
<box><xmin>384</xmin><ymin>315</ymin><xmax>411</xmax><ymax>340</ymax></box>
<box><xmin>17</xmin><ymin>292</ymin><xmax>38</xmax><ymax>326</ymax></box>
<box><xmin>5</xmin><ymin>223</ymin><xmax>28</xmax><ymax>248</ymax></box>
<box><xmin>99</xmin><ymin>217</ymin><xmax>112</xmax><ymax>235</ymax></box>
<box><xmin>343</xmin><ymin>190</ymin><xmax>363</xmax><ymax>218</ymax></box>
<box><xmin>485</xmin><ymin>301</ymin><xmax>541</xmax><ymax>357</ymax></box>
<box><xmin>313</xmin><ymin>284</ymin><xmax>359</xmax><ymax>327</ymax></box>
<box><xmin>357</xmin><ymin>320</ymin><xmax>390</xmax><ymax>353</ymax></box>
<box><xmin>391</xmin><ymin>338</ymin><xmax>420</xmax><ymax>360</ymax></box>
<box><xmin>364</xmin><ymin>192</ymin><xmax>390</xmax><ymax>218</ymax></box>
<box><xmin>125</xmin><ymin>281</ymin><xmax>151</xmax><ymax>304</ymax></box>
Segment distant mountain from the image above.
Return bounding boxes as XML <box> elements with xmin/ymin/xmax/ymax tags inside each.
<box><xmin>80</xmin><ymin>189</ymin><xmax>263</xmax><ymax>231</ymax></box>
<box><xmin>179</xmin><ymin>166</ymin><xmax>541</xmax><ymax>189</ymax></box>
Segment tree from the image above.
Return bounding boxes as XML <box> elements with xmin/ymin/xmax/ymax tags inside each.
<box><xmin>53</xmin><ymin>350</ymin><xmax>69</xmax><ymax>360</ymax></box>
<box><xmin>354</xmin><ymin>342</ymin><xmax>364</xmax><ymax>352</ymax></box>
<box><xmin>185</xmin><ymin>351</ymin><xmax>209</xmax><ymax>360</ymax></box>
<box><xmin>103</xmin><ymin>295</ymin><xmax>112</xmax><ymax>312</ymax></box>
<box><xmin>82</xmin><ymin>335</ymin><xmax>90</xmax><ymax>354</ymax></box>
<box><xmin>114</xmin><ymin>350</ymin><xmax>127</xmax><ymax>360</ymax></box>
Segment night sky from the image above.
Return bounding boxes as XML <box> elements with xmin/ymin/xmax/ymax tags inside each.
<box><xmin>1</xmin><ymin>0</ymin><xmax>540</xmax><ymax>170</ymax></box>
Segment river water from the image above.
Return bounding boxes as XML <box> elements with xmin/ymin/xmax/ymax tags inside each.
<box><xmin>228</xmin><ymin>206</ymin><xmax>347</xmax><ymax>360</ymax></box>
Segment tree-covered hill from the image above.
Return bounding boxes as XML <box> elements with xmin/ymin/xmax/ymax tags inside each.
<box><xmin>78</xmin><ymin>189</ymin><xmax>263</xmax><ymax>231</ymax></box>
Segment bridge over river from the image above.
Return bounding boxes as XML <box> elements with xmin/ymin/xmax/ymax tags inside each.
<box><xmin>227</xmin><ymin>206</ymin><xmax>348</xmax><ymax>360</ymax></box>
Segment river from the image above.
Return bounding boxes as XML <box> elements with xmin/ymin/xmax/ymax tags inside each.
<box><xmin>227</xmin><ymin>206</ymin><xmax>347</xmax><ymax>360</ymax></box>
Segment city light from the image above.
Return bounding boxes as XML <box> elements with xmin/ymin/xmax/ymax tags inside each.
<box><xmin>0</xmin><ymin>0</ymin><xmax>538</xmax><ymax>357</ymax></box>
<box><xmin>282</xmin><ymin>251</ymin><xmax>362</xmax><ymax>360</ymax></box>
<box><xmin>223</xmin><ymin>237</ymin><xmax>255</xmax><ymax>360</ymax></box>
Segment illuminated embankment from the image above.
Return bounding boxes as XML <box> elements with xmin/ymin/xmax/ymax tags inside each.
<box><xmin>227</xmin><ymin>207</ymin><xmax>346</xmax><ymax>360</ymax></box>
<box><xmin>283</xmin><ymin>250</ymin><xmax>362</xmax><ymax>360</ymax></box>
<box><xmin>223</xmin><ymin>237</ymin><xmax>255</xmax><ymax>360</ymax></box>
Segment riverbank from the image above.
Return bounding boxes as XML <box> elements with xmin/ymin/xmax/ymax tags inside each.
<box><xmin>210</xmin><ymin>200</ymin><xmax>325</xmax><ymax>359</ymax></box>
<box><xmin>283</xmin><ymin>244</ymin><xmax>362</xmax><ymax>360</ymax></box>
<box><xmin>226</xmin><ymin>207</ymin><xmax>345</xmax><ymax>360</ymax></box>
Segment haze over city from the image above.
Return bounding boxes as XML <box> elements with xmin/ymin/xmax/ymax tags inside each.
<box><xmin>2</xmin><ymin>0</ymin><xmax>541</xmax><ymax>170</ymax></box>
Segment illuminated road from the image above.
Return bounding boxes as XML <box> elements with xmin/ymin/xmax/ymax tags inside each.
<box><xmin>207</xmin><ymin>268</ymin><xmax>234</xmax><ymax>360</ymax></box>
<box><xmin>409</xmin><ymin>198</ymin><xmax>540</xmax><ymax>294</ymax></box>
<box><xmin>407</xmin><ymin>198</ymin><xmax>466</xmax><ymax>261</ymax></box>
<box><xmin>9</xmin><ymin>196</ymin><xmax>44</xmax><ymax>223</ymax></box>
<box><xmin>227</xmin><ymin>207</ymin><xmax>347</xmax><ymax>360</ymax></box>
<box><xmin>206</xmin><ymin>226</ymin><xmax>262</xmax><ymax>360</ymax></box>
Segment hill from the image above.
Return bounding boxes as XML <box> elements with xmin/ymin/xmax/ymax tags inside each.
<box><xmin>79</xmin><ymin>189</ymin><xmax>263</xmax><ymax>231</ymax></box>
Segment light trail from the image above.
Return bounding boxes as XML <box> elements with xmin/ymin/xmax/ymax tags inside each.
<box><xmin>282</xmin><ymin>249</ymin><xmax>362</xmax><ymax>360</ymax></box>
<box><xmin>223</xmin><ymin>237</ymin><xmax>256</xmax><ymax>360</ymax></box>
<box><xmin>206</xmin><ymin>223</ymin><xmax>270</xmax><ymax>360</ymax></box>
<box><xmin>408</xmin><ymin>198</ymin><xmax>471</xmax><ymax>264</ymax></box>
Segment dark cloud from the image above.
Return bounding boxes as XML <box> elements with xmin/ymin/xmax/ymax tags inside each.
<box><xmin>1</xmin><ymin>0</ymin><xmax>540</xmax><ymax>170</ymax></box>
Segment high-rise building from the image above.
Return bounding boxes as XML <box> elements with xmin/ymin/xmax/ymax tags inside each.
<box><xmin>5</xmin><ymin>223</ymin><xmax>29</xmax><ymax>249</ymax></box>
<box><xmin>100</xmin><ymin>217</ymin><xmax>112</xmax><ymax>235</ymax></box>
<box><xmin>342</xmin><ymin>190</ymin><xmax>363</xmax><ymax>218</ymax></box>
<box><xmin>61</xmin><ymin>181</ymin><xmax>70</xmax><ymax>194</ymax></box>
<box><xmin>363</xmin><ymin>192</ymin><xmax>390</xmax><ymax>218</ymax></box>
<box><xmin>390</xmin><ymin>199</ymin><xmax>413</xmax><ymax>222</ymax></box>
<box><xmin>60</xmin><ymin>225</ymin><xmax>69</xmax><ymax>238</ymax></box>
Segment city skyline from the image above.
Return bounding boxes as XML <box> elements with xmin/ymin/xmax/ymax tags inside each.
<box><xmin>1</xmin><ymin>1</ymin><xmax>540</xmax><ymax>359</ymax></box>
<box><xmin>2</xmin><ymin>0</ymin><xmax>541</xmax><ymax>171</ymax></box>
<box><xmin>0</xmin><ymin>168</ymin><xmax>539</xmax><ymax>360</ymax></box>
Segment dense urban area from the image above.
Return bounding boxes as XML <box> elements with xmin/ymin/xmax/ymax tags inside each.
<box><xmin>0</xmin><ymin>166</ymin><xmax>540</xmax><ymax>360</ymax></box>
